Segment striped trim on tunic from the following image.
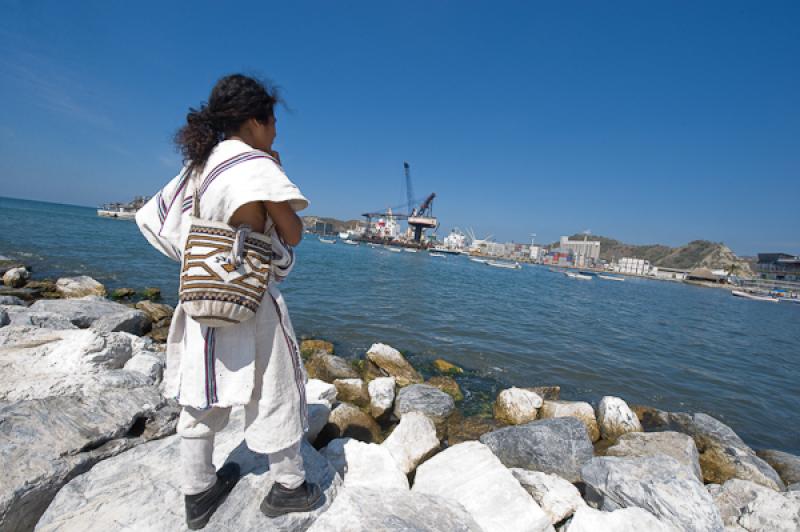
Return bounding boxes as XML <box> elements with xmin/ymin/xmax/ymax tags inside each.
<box><xmin>203</xmin><ymin>327</ymin><xmax>218</xmax><ymax>406</ymax></box>
<box><xmin>269</xmin><ymin>293</ymin><xmax>309</xmax><ymax>432</ymax></box>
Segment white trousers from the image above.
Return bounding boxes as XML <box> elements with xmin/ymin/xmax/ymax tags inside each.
<box><xmin>178</xmin><ymin>405</ymin><xmax>305</xmax><ymax>496</ymax></box>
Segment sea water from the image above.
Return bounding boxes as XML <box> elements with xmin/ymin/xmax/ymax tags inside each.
<box><xmin>1</xmin><ymin>196</ymin><xmax>798</xmax><ymax>453</ymax></box>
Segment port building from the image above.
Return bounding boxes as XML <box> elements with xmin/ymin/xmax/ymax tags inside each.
<box><xmin>559</xmin><ymin>236</ymin><xmax>601</xmax><ymax>267</ymax></box>
<box><xmin>757</xmin><ymin>253</ymin><xmax>800</xmax><ymax>282</ymax></box>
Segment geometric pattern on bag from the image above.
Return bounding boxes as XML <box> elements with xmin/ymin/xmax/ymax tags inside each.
<box><xmin>180</xmin><ymin>219</ymin><xmax>273</xmax><ymax>327</ymax></box>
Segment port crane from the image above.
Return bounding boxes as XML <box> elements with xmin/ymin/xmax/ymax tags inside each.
<box><xmin>361</xmin><ymin>162</ymin><xmax>438</xmax><ymax>244</ymax></box>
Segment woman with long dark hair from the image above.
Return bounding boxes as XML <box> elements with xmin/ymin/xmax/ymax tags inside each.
<box><xmin>136</xmin><ymin>74</ymin><xmax>321</xmax><ymax>529</ymax></box>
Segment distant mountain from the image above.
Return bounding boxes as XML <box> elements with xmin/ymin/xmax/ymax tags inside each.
<box><xmin>302</xmin><ymin>215</ymin><xmax>363</xmax><ymax>234</ymax></box>
<box><xmin>560</xmin><ymin>234</ymin><xmax>752</xmax><ymax>273</ymax></box>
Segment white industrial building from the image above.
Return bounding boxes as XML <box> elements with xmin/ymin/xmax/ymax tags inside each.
<box><xmin>615</xmin><ymin>257</ymin><xmax>652</xmax><ymax>276</ymax></box>
<box><xmin>559</xmin><ymin>236</ymin><xmax>601</xmax><ymax>267</ymax></box>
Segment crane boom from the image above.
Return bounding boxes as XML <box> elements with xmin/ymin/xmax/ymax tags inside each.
<box><xmin>404</xmin><ymin>162</ymin><xmax>415</xmax><ymax>216</ymax></box>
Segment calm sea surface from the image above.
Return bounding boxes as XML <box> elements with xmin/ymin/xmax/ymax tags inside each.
<box><xmin>1</xmin><ymin>196</ymin><xmax>798</xmax><ymax>453</ymax></box>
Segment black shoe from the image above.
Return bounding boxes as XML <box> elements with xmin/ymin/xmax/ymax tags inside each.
<box><xmin>260</xmin><ymin>480</ymin><xmax>324</xmax><ymax>518</ymax></box>
<box><xmin>185</xmin><ymin>462</ymin><xmax>241</xmax><ymax>530</ymax></box>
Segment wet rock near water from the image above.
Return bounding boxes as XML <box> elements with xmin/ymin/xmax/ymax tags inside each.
<box><xmin>426</xmin><ymin>375</ymin><xmax>463</xmax><ymax>401</ymax></box>
<box><xmin>305</xmin><ymin>352</ymin><xmax>359</xmax><ymax>382</ymax></box>
<box><xmin>317</xmin><ymin>402</ymin><xmax>383</xmax><ymax>446</ymax></box>
<box><xmin>605</xmin><ymin>431</ymin><xmax>703</xmax><ymax>481</ymax></box>
<box><xmin>366</xmin><ymin>343</ymin><xmax>423</xmax><ymax>387</ymax></box>
<box><xmin>333</xmin><ymin>378</ymin><xmax>370</xmax><ymax>408</ymax></box>
<box><xmin>539</xmin><ymin>400</ymin><xmax>600</xmax><ymax>442</ymax></box>
<box><xmin>756</xmin><ymin>449</ymin><xmax>800</xmax><ymax>487</ymax></box>
<box><xmin>445</xmin><ymin>411</ymin><xmax>499</xmax><ymax>445</ymax></box>
<box><xmin>597</xmin><ymin>396</ymin><xmax>643</xmax><ymax>441</ymax></box>
<box><xmin>494</xmin><ymin>386</ymin><xmax>543</xmax><ymax>425</ymax></box>
<box><xmin>582</xmin><ymin>455</ymin><xmax>724</xmax><ymax>532</ymax></box>
<box><xmin>300</xmin><ymin>338</ymin><xmax>334</xmax><ymax>359</ymax></box>
<box><xmin>432</xmin><ymin>357</ymin><xmax>463</xmax><ymax>374</ymax></box>
<box><xmin>134</xmin><ymin>300</ymin><xmax>173</xmax><ymax>323</ymax></box>
<box><xmin>3</xmin><ymin>266</ymin><xmax>30</xmax><ymax>288</ymax></box>
<box><xmin>480</xmin><ymin>417</ymin><xmax>594</xmax><ymax>482</ymax></box>
<box><xmin>55</xmin><ymin>276</ymin><xmax>106</xmax><ymax>298</ymax></box>
<box><xmin>394</xmin><ymin>383</ymin><xmax>455</xmax><ymax>429</ymax></box>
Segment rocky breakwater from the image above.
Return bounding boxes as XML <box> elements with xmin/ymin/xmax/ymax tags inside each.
<box><xmin>4</xmin><ymin>289</ymin><xmax>799</xmax><ymax>532</ymax></box>
<box><xmin>0</xmin><ymin>274</ymin><xmax>178</xmax><ymax>532</ymax></box>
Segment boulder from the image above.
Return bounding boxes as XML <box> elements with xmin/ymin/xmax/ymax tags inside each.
<box><xmin>140</xmin><ymin>286</ymin><xmax>161</xmax><ymax>300</ymax></box>
<box><xmin>581</xmin><ymin>455</ymin><xmax>724</xmax><ymax>532</ymax></box>
<box><xmin>526</xmin><ymin>385</ymin><xmax>560</xmax><ymax>401</ymax></box>
<box><xmin>321</xmin><ymin>438</ymin><xmax>408</xmax><ymax>490</ymax></box>
<box><xmin>383</xmin><ymin>412</ymin><xmax>440</xmax><ymax>474</ymax></box>
<box><xmin>123</xmin><ymin>353</ymin><xmax>164</xmax><ymax>385</ymax></box>
<box><xmin>333</xmin><ymin>378</ymin><xmax>370</xmax><ymax>408</ymax></box>
<box><xmin>709</xmin><ymin>478</ymin><xmax>800</xmax><ymax>532</ymax></box>
<box><xmin>539</xmin><ymin>400</ymin><xmax>599</xmax><ymax>442</ymax></box>
<box><xmin>1</xmin><ymin>387</ymin><xmax>178</xmax><ymax>532</ymax></box>
<box><xmin>433</xmin><ymin>358</ymin><xmax>463</xmax><ymax>374</ymax></box>
<box><xmin>494</xmin><ymin>387</ymin><xmax>542</xmax><ymax>425</ymax></box>
<box><xmin>110</xmin><ymin>287</ymin><xmax>136</xmax><ymax>300</ymax></box>
<box><xmin>306</xmin><ymin>378</ymin><xmax>338</xmax><ymax>407</ymax></box>
<box><xmin>91</xmin><ymin>309</ymin><xmax>151</xmax><ymax>336</ymax></box>
<box><xmin>413</xmin><ymin>441</ymin><xmax>554</xmax><ymax>532</ymax></box>
<box><xmin>35</xmin><ymin>408</ymin><xmax>340</xmax><ymax>532</ymax></box>
<box><xmin>0</xmin><ymin>286</ymin><xmax>39</xmax><ymax>300</ymax></box>
<box><xmin>134</xmin><ymin>300</ymin><xmax>173</xmax><ymax>323</ymax></box>
<box><xmin>365</xmin><ymin>343</ymin><xmax>423</xmax><ymax>386</ymax></box>
<box><xmin>511</xmin><ymin>468</ymin><xmax>585</xmax><ymax>525</ymax></box>
<box><xmin>30</xmin><ymin>297</ymin><xmax>138</xmax><ymax>329</ymax></box>
<box><xmin>305</xmin><ymin>353</ymin><xmax>359</xmax><ymax>383</ymax></box>
<box><xmin>306</xmin><ymin>402</ymin><xmax>332</xmax><ymax>444</ymax></box>
<box><xmin>360</xmin><ymin>358</ymin><xmax>386</xmax><ymax>382</ymax></box>
<box><xmin>564</xmin><ymin>506</ymin><xmax>679</xmax><ymax>532</ymax></box>
<box><xmin>394</xmin><ymin>384</ymin><xmax>455</xmax><ymax>428</ymax></box>
<box><xmin>756</xmin><ymin>449</ymin><xmax>800</xmax><ymax>487</ymax></box>
<box><xmin>147</xmin><ymin>325</ymin><xmax>169</xmax><ymax>343</ymax></box>
<box><xmin>367</xmin><ymin>376</ymin><xmax>395</xmax><ymax>418</ymax></box>
<box><xmin>446</xmin><ymin>411</ymin><xmax>500</xmax><ymax>445</ymax></box>
<box><xmin>2</xmin><ymin>306</ymin><xmax>78</xmax><ymax>329</ymax></box>
<box><xmin>300</xmin><ymin>339</ymin><xmax>334</xmax><ymax>358</ymax></box>
<box><xmin>24</xmin><ymin>279</ymin><xmax>59</xmax><ymax>297</ymax></box>
<box><xmin>0</xmin><ymin>309</ymin><xmax>7</xmax><ymax>327</ymax></box>
<box><xmin>479</xmin><ymin>417</ymin><xmax>593</xmax><ymax>482</ymax></box>
<box><xmin>307</xmin><ymin>487</ymin><xmax>482</xmax><ymax>532</ymax></box>
<box><xmin>3</xmin><ymin>267</ymin><xmax>30</xmax><ymax>288</ymax></box>
<box><xmin>427</xmin><ymin>375</ymin><xmax>463</xmax><ymax>401</ymax></box>
<box><xmin>317</xmin><ymin>402</ymin><xmax>383</xmax><ymax>445</ymax></box>
<box><xmin>597</xmin><ymin>396</ymin><xmax>642</xmax><ymax>441</ymax></box>
<box><xmin>0</xmin><ymin>295</ymin><xmax>25</xmax><ymax>305</ymax></box>
<box><xmin>55</xmin><ymin>276</ymin><xmax>106</xmax><ymax>298</ymax></box>
<box><xmin>0</xmin><ymin>327</ymin><xmax>158</xmax><ymax>402</ymax></box>
<box><xmin>663</xmin><ymin>412</ymin><xmax>784</xmax><ymax>490</ymax></box>
<box><xmin>606</xmin><ymin>431</ymin><xmax>703</xmax><ymax>481</ymax></box>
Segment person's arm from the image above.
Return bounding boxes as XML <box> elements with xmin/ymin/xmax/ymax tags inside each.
<box><xmin>265</xmin><ymin>200</ymin><xmax>303</xmax><ymax>246</ymax></box>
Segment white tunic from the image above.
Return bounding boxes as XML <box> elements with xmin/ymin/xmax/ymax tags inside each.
<box><xmin>136</xmin><ymin>139</ymin><xmax>310</xmax><ymax>450</ymax></box>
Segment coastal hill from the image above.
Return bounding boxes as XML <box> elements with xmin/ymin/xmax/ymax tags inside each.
<box><xmin>562</xmin><ymin>234</ymin><xmax>753</xmax><ymax>273</ymax></box>
<box><xmin>302</xmin><ymin>216</ymin><xmax>364</xmax><ymax>234</ymax></box>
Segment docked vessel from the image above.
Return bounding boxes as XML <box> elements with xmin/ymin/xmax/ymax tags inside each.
<box><xmin>319</xmin><ymin>237</ymin><xmax>336</xmax><ymax>244</ymax></box>
<box><xmin>343</xmin><ymin>239</ymin><xmax>359</xmax><ymax>246</ymax></box>
<box><xmin>731</xmin><ymin>290</ymin><xmax>778</xmax><ymax>303</ymax></box>
<box><xmin>97</xmin><ymin>196</ymin><xmax>148</xmax><ymax>220</ymax></box>
<box><xmin>598</xmin><ymin>274</ymin><xmax>625</xmax><ymax>282</ymax></box>
<box><xmin>487</xmin><ymin>260</ymin><xmax>521</xmax><ymax>270</ymax></box>
<box><xmin>429</xmin><ymin>252</ymin><xmax>446</xmax><ymax>258</ymax></box>
<box><xmin>469</xmin><ymin>257</ymin><xmax>489</xmax><ymax>264</ymax></box>
<box><xmin>565</xmin><ymin>272</ymin><xmax>593</xmax><ymax>280</ymax></box>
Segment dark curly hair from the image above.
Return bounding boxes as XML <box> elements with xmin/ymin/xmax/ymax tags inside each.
<box><xmin>175</xmin><ymin>74</ymin><xmax>281</xmax><ymax>176</ymax></box>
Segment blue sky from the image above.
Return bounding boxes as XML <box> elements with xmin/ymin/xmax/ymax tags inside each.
<box><xmin>1</xmin><ymin>1</ymin><xmax>798</xmax><ymax>255</ymax></box>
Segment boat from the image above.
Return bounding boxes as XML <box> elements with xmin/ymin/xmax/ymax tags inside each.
<box><xmin>598</xmin><ymin>275</ymin><xmax>625</xmax><ymax>282</ymax></box>
<box><xmin>429</xmin><ymin>252</ymin><xmax>446</xmax><ymax>258</ymax></box>
<box><xmin>403</xmin><ymin>248</ymin><xmax>419</xmax><ymax>253</ymax></box>
<box><xmin>565</xmin><ymin>272</ymin><xmax>592</xmax><ymax>280</ymax></box>
<box><xmin>367</xmin><ymin>243</ymin><xmax>381</xmax><ymax>248</ymax></box>
<box><xmin>318</xmin><ymin>237</ymin><xmax>336</xmax><ymax>244</ymax></box>
<box><xmin>429</xmin><ymin>246</ymin><xmax>463</xmax><ymax>255</ymax></box>
<box><xmin>385</xmin><ymin>246</ymin><xmax>403</xmax><ymax>253</ymax></box>
<box><xmin>97</xmin><ymin>196</ymin><xmax>148</xmax><ymax>220</ymax></box>
<box><xmin>469</xmin><ymin>257</ymin><xmax>489</xmax><ymax>264</ymax></box>
<box><xmin>487</xmin><ymin>261</ymin><xmax>521</xmax><ymax>270</ymax></box>
<box><xmin>343</xmin><ymin>239</ymin><xmax>359</xmax><ymax>246</ymax></box>
<box><xmin>731</xmin><ymin>290</ymin><xmax>778</xmax><ymax>303</ymax></box>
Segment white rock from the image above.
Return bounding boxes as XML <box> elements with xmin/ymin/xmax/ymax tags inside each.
<box><xmin>55</xmin><ymin>276</ymin><xmax>106</xmax><ymax>298</ymax></box>
<box><xmin>413</xmin><ymin>441</ymin><xmax>554</xmax><ymax>532</ymax></box>
<box><xmin>582</xmin><ymin>455</ymin><xmax>724</xmax><ymax>532</ymax></box>
<box><xmin>368</xmin><ymin>376</ymin><xmax>396</xmax><ymax>418</ymax></box>
<box><xmin>494</xmin><ymin>387</ymin><xmax>543</xmax><ymax>425</ymax></box>
<box><xmin>321</xmin><ymin>438</ymin><xmax>409</xmax><ymax>491</ymax></box>
<box><xmin>306</xmin><ymin>378</ymin><xmax>337</xmax><ymax>406</ymax></box>
<box><xmin>539</xmin><ymin>400</ymin><xmax>600</xmax><ymax>442</ymax></box>
<box><xmin>365</xmin><ymin>343</ymin><xmax>423</xmax><ymax>386</ymax></box>
<box><xmin>3</xmin><ymin>267</ymin><xmax>30</xmax><ymax>288</ymax></box>
<box><xmin>511</xmin><ymin>468</ymin><xmax>585</xmax><ymax>525</ymax></box>
<box><xmin>709</xmin><ymin>478</ymin><xmax>800</xmax><ymax>532</ymax></box>
<box><xmin>2</xmin><ymin>306</ymin><xmax>77</xmax><ymax>329</ymax></box>
<box><xmin>123</xmin><ymin>353</ymin><xmax>164</xmax><ymax>384</ymax></box>
<box><xmin>383</xmin><ymin>411</ymin><xmax>439</xmax><ymax>474</ymax></box>
<box><xmin>564</xmin><ymin>506</ymin><xmax>680</xmax><ymax>532</ymax></box>
<box><xmin>606</xmin><ymin>431</ymin><xmax>703</xmax><ymax>481</ymax></box>
<box><xmin>596</xmin><ymin>396</ymin><xmax>642</xmax><ymax>440</ymax></box>
<box><xmin>35</xmin><ymin>408</ymin><xmax>341</xmax><ymax>532</ymax></box>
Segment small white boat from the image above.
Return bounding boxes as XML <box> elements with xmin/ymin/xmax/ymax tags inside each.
<box><xmin>367</xmin><ymin>243</ymin><xmax>381</xmax><ymax>248</ymax></box>
<box><xmin>385</xmin><ymin>247</ymin><xmax>403</xmax><ymax>253</ymax></box>
<box><xmin>565</xmin><ymin>272</ymin><xmax>592</xmax><ymax>280</ymax></box>
<box><xmin>403</xmin><ymin>248</ymin><xmax>419</xmax><ymax>253</ymax></box>
<box><xmin>598</xmin><ymin>275</ymin><xmax>625</xmax><ymax>282</ymax></box>
<box><xmin>343</xmin><ymin>239</ymin><xmax>359</xmax><ymax>246</ymax></box>
<box><xmin>430</xmin><ymin>246</ymin><xmax>463</xmax><ymax>255</ymax></box>
<box><xmin>487</xmin><ymin>261</ymin><xmax>521</xmax><ymax>270</ymax></box>
<box><xmin>732</xmin><ymin>290</ymin><xmax>778</xmax><ymax>303</ymax></box>
<box><xmin>469</xmin><ymin>257</ymin><xmax>489</xmax><ymax>264</ymax></box>
<box><xmin>429</xmin><ymin>252</ymin><xmax>446</xmax><ymax>258</ymax></box>
<box><xmin>318</xmin><ymin>237</ymin><xmax>336</xmax><ymax>244</ymax></box>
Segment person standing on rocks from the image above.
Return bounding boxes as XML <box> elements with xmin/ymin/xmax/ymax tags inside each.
<box><xmin>135</xmin><ymin>74</ymin><xmax>322</xmax><ymax>529</ymax></box>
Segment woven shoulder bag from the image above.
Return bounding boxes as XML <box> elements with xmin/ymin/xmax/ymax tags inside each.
<box><xmin>179</xmin><ymin>180</ymin><xmax>273</xmax><ymax>327</ymax></box>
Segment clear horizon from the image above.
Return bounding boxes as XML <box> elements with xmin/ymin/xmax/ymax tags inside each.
<box><xmin>1</xmin><ymin>1</ymin><xmax>798</xmax><ymax>255</ymax></box>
